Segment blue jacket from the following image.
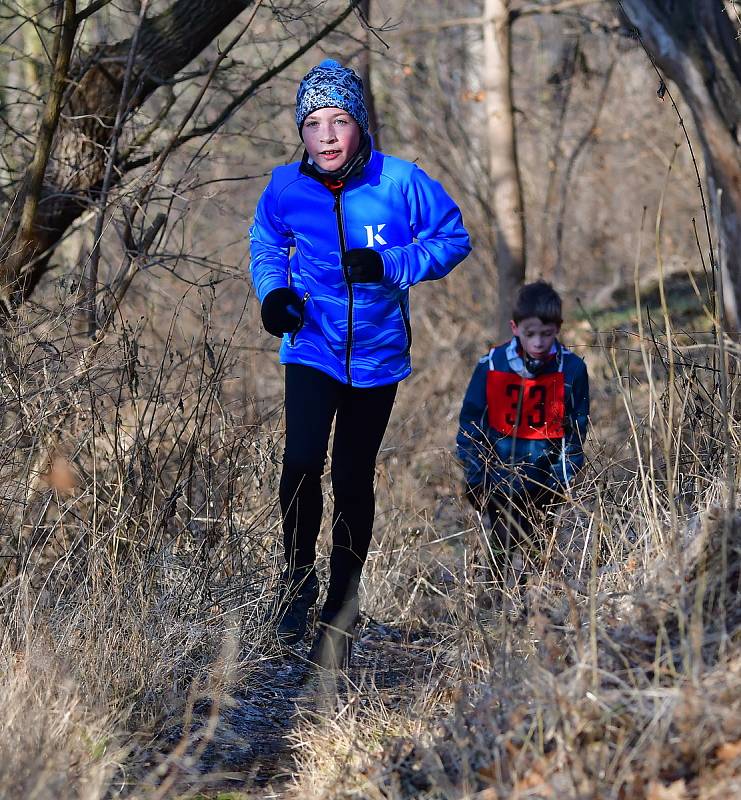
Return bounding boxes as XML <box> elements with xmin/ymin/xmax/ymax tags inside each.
<box><xmin>457</xmin><ymin>339</ymin><xmax>589</xmax><ymax>497</ymax></box>
<box><xmin>249</xmin><ymin>149</ymin><xmax>471</xmax><ymax>387</ymax></box>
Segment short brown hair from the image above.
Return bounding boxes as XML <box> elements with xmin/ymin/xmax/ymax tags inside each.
<box><xmin>512</xmin><ymin>280</ymin><xmax>563</xmax><ymax>325</ymax></box>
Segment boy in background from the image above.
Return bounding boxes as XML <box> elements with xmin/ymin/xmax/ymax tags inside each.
<box><xmin>457</xmin><ymin>281</ymin><xmax>589</xmax><ymax>583</ymax></box>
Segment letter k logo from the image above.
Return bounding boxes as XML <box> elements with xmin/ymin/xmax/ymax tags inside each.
<box><xmin>364</xmin><ymin>224</ymin><xmax>387</xmax><ymax>247</ymax></box>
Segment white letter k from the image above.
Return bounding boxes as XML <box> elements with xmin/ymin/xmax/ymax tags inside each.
<box><xmin>364</xmin><ymin>224</ymin><xmax>387</xmax><ymax>247</ymax></box>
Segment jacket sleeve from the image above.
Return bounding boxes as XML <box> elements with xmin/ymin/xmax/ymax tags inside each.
<box><xmin>248</xmin><ymin>175</ymin><xmax>295</xmax><ymax>303</ymax></box>
<box><xmin>456</xmin><ymin>361</ymin><xmax>490</xmax><ymax>488</ymax></box>
<box><xmin>547</xmin><ymin>358</ymin><xmax>589</xmax><ymax>491</ymax></box>
<box><xmin>381</xmin><ymin>166</ymin><xmax>471</xmax><ymax>291</ymax></box>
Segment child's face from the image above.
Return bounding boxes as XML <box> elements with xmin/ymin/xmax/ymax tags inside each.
<box><xmin>510</xmin><ymin>316</ymin><xmax>560</xmax><ymax>360</ymax></box>
<box><xmin>302</xmin><ymin>107</ymin><xmax>361</xmax><ymax>171</ymax></box>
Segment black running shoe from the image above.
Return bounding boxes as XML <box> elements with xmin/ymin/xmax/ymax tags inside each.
<box><xmin>274</xmin><ymin>570</ymin><xmax>319</xmax><ymax>645</ymax></box>
<box><xmin>307</xmin><ymin>601</ymin><xmax>359</xmax><ymax>670</ymax></box>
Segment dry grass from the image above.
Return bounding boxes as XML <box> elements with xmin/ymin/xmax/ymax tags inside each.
<box><xmin>289</xmin><ymin>504</ymin><xmax>740</xmax><ymax>800</ymax></box>
<box><xmin>0</xmin><ymin>294</ymin><xmax>285</xmax><ymax>797</ymax></box>
<box><xmin>0</xmin><ymin>260</ymin><xmax>738</xmax><ymax>800</ymax></box>
<box><xmin>283</xmin><ymin>274</ymin><xmax>741</xmax><ymax>799</ymax></box>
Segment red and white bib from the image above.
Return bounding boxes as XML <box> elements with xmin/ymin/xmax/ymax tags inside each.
<box><xmin>486</xmin><ymin>370</ymin><xmax>565</xmax><ymax>440</ymax></box>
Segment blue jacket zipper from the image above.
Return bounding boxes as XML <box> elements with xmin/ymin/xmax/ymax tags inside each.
<box><xmin>332</xmin><ymin>188</ymin><xmax>353</xmax><ymax>385</ymax></box>
<box><xmin>398</xmin><ymin>299</ymin><xmax>412</xmax><ymax>356</ymax></box>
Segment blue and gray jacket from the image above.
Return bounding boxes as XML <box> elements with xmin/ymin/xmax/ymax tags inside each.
<box><xmin>457</xmin><ymin>338</ymin><xmax>589</xmax><ymax>497</ymax></box>
<box><xmin>249</xmin><ymin>147</ymin><xmax>471</xmax><ymax>387</ymax></box>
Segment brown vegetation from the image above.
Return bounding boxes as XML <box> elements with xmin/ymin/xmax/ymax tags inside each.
<box><xmin>0</xmin><ymin>1</ymin><xmax>739</xmax><ymax>798</ymax></box>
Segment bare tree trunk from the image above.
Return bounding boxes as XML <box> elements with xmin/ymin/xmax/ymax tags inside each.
<box><xmin>484</xmin><ymin>0</ymin><xmax>525</xmax><ymax>341</ymax></box>
<box><xmin>1</xmin><ymin>0</ymin><xmax>78</xmax><ymax>308</ymax></box>
<box><xmin>620</xmin><ymin>0</ymin><xmax>741</xmax><ymax>332</ymax></box>
<box><xmin>358</xmin><ymin>0</ymin><xmax>381</xmax><ymax>150</ymax></box>
<box><xmin>0</xmin><ymin>0</ymin><xmax>254</xmax><ymax>304</ymax></box>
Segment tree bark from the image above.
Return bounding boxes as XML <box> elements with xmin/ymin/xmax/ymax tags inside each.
<box><xmin>0</xmin><ymin>0</ymin><xmax>253</xmax><ymax>303</ymax></box>
<box><xmin>358</xmin><ymin>0</ymin><xmax>381</xmax><ymax>150</ymax></box>
<box><xmin>620</xmin><ymin>0</ymin><xmax>741</xmax><ymax>331</ymax></box>
<box><xmin>1</xmin><ymin>1</ymin><xmax>78</xmax><ymax>309</ymax></box>
<box><xmin>484</xmin><ymin>0</ymin><xmax>526</xmax><ymax>341</ymax></box>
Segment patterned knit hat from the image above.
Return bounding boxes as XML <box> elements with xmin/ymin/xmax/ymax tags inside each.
<box><xmin>295</xmin><ymin>59</ymin><xmax>368</xmax><ymax>136</ymax></box>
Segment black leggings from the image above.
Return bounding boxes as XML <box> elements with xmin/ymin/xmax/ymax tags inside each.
<box><xmin>279</xmin><ymin>364</ymin><xmax>397</xmax><ymax>615</ymax></box>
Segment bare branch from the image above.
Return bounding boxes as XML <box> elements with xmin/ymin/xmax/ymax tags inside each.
<box><xmin>75</xmin><ymin>0</ymin><xmax>114</xmax><ymax>24</ymax></box>
<box><xmin>513</xmin><ymin>0</ymin><xmax>606</xmax><ymax>20</ymax></box>
<box><xmin>87</xmin><ymin>0</ymin><xmax>150</xmax><ymax>338</ymax></box>
<box><xmin>122</xmin><ymin>0</ymin><xmax>364</xmax><ymax>172</ymax></box>
<box><xmin>105</xmin><ymin>211</ymin><xmax>167</xmax><ymax>327</ymax></box>
<box><xmin>151</xmin><ymin>0</ymin><xmax>264</xmax><ymax>173</ymax></box>
<box><xmin>0</xmin><ymin>0</ymin><xmax>255</xmax><ymax>304</ymax></box>
<box><xmin>167</xmin><ymin>0</ymin><xmax>363</xmax><ymax>146</ymax></box>
<box><xmin>387</xmin><ymin>0</ymin><xmax>606</xmax><ymax>34</ymax></box>
<box><xmin>554</xmin><ymin>58</ymin><xmax>616</xmax><ymax>277</ymax></box>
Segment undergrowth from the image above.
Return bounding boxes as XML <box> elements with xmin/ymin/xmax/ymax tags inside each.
<box><xmin>0</xmin><ymin>268</ymin><xmax>738</xmax><ymax>799</ymax></box>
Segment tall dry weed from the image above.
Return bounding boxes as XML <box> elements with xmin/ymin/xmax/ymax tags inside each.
<box><xmin>0</xmin><ymin>294</ymin><xmax>282</xmax><ymax>796</ymax></box>
<box><xmin>287</xmin><ymin>272</ymin><xmax>741</xmax><ymax>799</ymax></box>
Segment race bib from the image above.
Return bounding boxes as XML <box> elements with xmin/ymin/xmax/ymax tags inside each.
<box><xmin>486</xmin><ymin>370</ymin><xmax>565</xmax><ymax>440</ymax></box>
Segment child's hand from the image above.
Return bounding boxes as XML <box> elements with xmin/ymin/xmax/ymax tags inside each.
<box><xmin>342</xmin><ymin>248</ymin><xmax>384</xmax><ymax>283</ymax></box>
<box><xmin>261</xmin><ymin>288</ymin><xmax>304</xmax><ymax>337</ymax></box>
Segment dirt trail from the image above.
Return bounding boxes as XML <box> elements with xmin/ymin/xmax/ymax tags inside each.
<box><xmin>142</xmin><ymin>619</ymin><xmax>435</xmax><ymax>797</ymax></box>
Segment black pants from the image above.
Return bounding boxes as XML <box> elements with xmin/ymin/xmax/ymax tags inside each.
<box><xmin>279</xmin><ymin>364</ymin><xmax>397</xmax><ymax>616</ymax></box>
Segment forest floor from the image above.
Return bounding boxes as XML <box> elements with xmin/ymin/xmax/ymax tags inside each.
<box><xmin>138</xmin><ymin>615</ymin><xmax>446</xmax><ymax>798</ymax></box>
<box><xmin>4</xmin><ymin>273</ymin><xmax>739</xmax><ymax>800</ymax></box>
<box><xmin>132</xmin><ymin>487</ymin><xmax>741</xmax><ymax>800</ymax></box>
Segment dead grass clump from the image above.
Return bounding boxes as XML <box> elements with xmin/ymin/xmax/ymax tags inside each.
<box><xmin>323</xmin><ymin>506</ymin><xmax>741</xmax><ymax>800</ymax></box>
<box><xmin>603</xmin><ymin>506</ymin><xmax>741</xmax><ymax>677</ymax></box>
<box><xmin>0</xmin><ymin>644</ymin><xmax>120</xmax><ymax>800</ymax></box>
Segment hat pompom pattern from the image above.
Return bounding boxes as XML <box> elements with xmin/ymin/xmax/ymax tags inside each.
<box><xmin>295</xmin><ymin>59</ymin><xmax>368</xmax><ymax>135</ymax></box>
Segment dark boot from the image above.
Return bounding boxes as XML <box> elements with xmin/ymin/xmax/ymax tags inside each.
<box><xmin>272</xmin><ymin>570</ymin><xmax>319</xmax><ymax>645</ymax></box>
<box><xmin>308</xmin><ymin>600</ymin><xmax>359</xmax><ymax>671</ymax></box>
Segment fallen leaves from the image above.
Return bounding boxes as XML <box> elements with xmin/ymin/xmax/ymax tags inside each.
<box><xmin>647</xmin><ymin>779</ymin><xmax>687</xmax><ymax>800</ymax></box>
<box><xmin>716</xmin><ymin>740</ymin><xmax>741</xmax><ymax>763</ymax></box>
<box><xmin>40</xmin><ymin>456</ymin><xmax>80</xmax><ymax>494</ymax></box>
<box><xmin>514</xmin><ymin>767</ymin><xmax>554</xmax><ymax>797</ymax></box>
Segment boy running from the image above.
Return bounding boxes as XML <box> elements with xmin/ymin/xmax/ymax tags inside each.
<box><xmin>250</xmin><ymin>60</ymin><xmax>471</xmax><ymax>668</ymax></box>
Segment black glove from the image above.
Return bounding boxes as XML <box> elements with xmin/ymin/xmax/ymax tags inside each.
<box><xmin>261</xmin><ymin>288</ymin><xmax>303</xmax><ymax>338</ymax></box>
<box><xmin>342</xmin><ymin>248</ymin><xmax>384</xmax><ymax>283</ymax></box>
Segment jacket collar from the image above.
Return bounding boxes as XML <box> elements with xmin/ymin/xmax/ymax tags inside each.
<box><xmin>505</xmin><ymin>337</ymin><xmax>563</xmax><ymax>378</ymax></box>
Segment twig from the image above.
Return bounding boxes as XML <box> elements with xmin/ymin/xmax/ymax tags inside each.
<box><xmin>554</xmin><ymin>56</ymin><xmax>616</xmax><ymax>279</ymax></box>
<box><xmin>513</xmin><ymin>0</ymin><xmax>606</xmax><ymax>20</ymax></box>
<box><xmin>615</xmin><ymin>1</ymin><xmax>718</xmax><ymax>323</ymax></box>
<box><xmin>713</xmin><ymin>187</ymin><xmax>732</xmax><ymax>658</ymax></box>
<box><xmin>121</xmin><ymin>0</ymin><xmax>364</xmax><ymax>171</ymax></box>
<box><xmin>654</xmin><ymin>142</ymin><xmax>680</xmax><ymax>542</ymax></box>
<box><xmin>75</xmin><ymin>0</ymin><xmax>113</xmax><ymax>23</ymax></box>
<box><xmin>0</xmin><ymin>0</ymin><xmax>77</xmax><ymax>310</ymax></box>
<box><xmin>150</xmin><ymin>0</ymin><xmax>265</xmax><ymax>175</ymax></box>
<box><xmin>538</xmin><ymin>35</ymin><xmax>581</xmax><ymax>275</ymax></box>
<box><xmin>388</xmin><ymin>0</ymin><xmax>605</xmax><ymax>33</ymax></box>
